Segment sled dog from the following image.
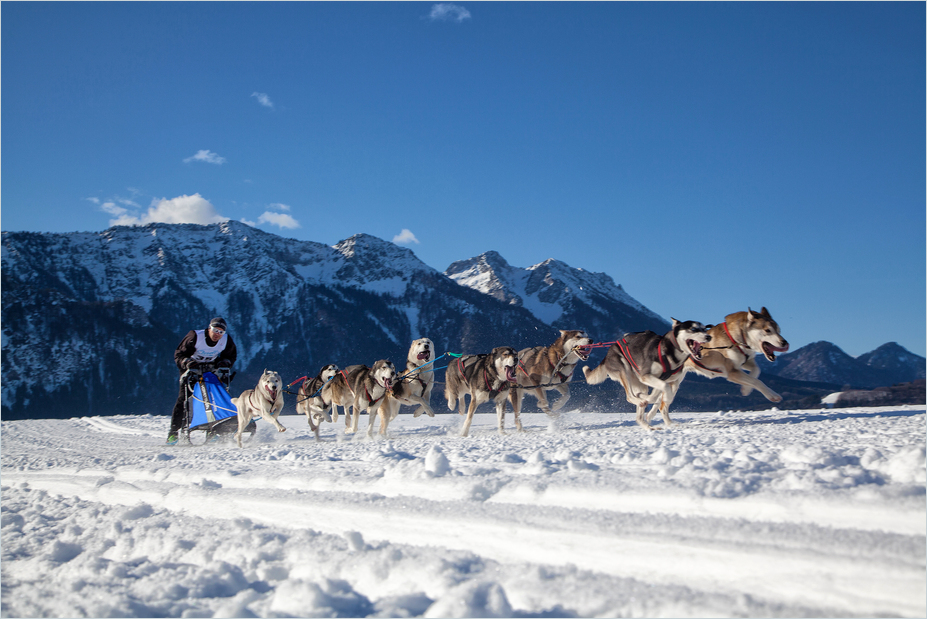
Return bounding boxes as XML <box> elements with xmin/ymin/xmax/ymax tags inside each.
<box><xmin>445</xmin><ymin>346</ymin><xmax>519</xmax><ymax>437</ymax></box>
<box><xmin>583</xmin><ymin>320</ymin><xmax>712</xmax><ymax>430</ymax></box>
<box><xmin>683</xmin><ymin>307</ymin><xmax>789</xmax><ymax>402</ymax></box>
<box><xmin>323</xmin><ymin>365</ymin><xmax>362</xmax><ymax>430</ymax></box>
<box><xmin>509</xmin><ymin>330</ymin><xmax>593</xmax><ymax>429</ymax></box>
<box><xmin>345</xmin><ymin>360</ymin><xmax>397</xmax><ymax>437</ymax></box>
<box><xmin>295</xmin><ymin>364</ymin><xmax>340</xmax><ymax>441</ymax></box>
<box><xmin>232</xmin><ymin>369</ymin><xmax>285</xmax><ymax>447</ymax></box>
<box><xmin>386</xmin><ymin>338</ymin><xmax>437</xmax><ymax>422</ymax></box>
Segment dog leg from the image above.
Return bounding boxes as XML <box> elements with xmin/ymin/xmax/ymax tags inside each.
<box><xmin>738</xmin><ymin>357</ymin><xmax>761</xmax><ymax>397</ymax></box>
<box><xmin>496</xmin><ymin>401</ymin><xmax>507</xmax><ymax>435</ymax></box>
<box><xmin>582</xmin><ymin>362</ymin><xmax>608</xmax><ymax>385</ymax></box>
<box><xmin>408</xmin><ymin>395</ymin><xmax>434</xmax><ymax>418</ymax></box>
<box><xmin>532</xmin><ymin>388</ymin><xmax>554</xmax><ymax>416</ymax></box>
<box><xmin>460</xmin><ymin>394</ymin><xmax>481</xmax><ymax>437</ymax></box>
<box><xmin>635</xmin><ymin>403</ymin><xmax>655</xmax><ymax>431</ymax></box>
<box><xmin>549</xmin><ymin>385</ymin><xmax>570</xmax><ymax>413</ymax></box>
<box><xmin>235</xmin><ymin>408</ymin><xmax>251</xmax><ymax>448</ymax></box>
<box><xmin>727</xmin><ymin>368</ymin><xmax>782</xmax><ymax>403</ymax></box>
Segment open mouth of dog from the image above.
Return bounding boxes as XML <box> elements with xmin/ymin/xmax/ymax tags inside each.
<box><xmin>264</xmin><ymin>385</ymin><xmax>277</xmax><ymax>399</ymax></box>
<box><xmin>762</xmin><ymin>342</ymin><xmax>789</xmax><ymax>362</ymax></box>
<box><xmin>417</xmin><ymin>351</ymin><xmax>431</xmax><ymax>361</ymax></box>
<box><xmin>687</xmin><ymin>340</ymin><xmax>703</xmax><ymax>360</ymax></box>
<box><xmin>574</xmin><ymin>346</ymin><xmax>591</xmax><ymax>361</ymax></box>
<box><xmin>505</xmin><ymin>365</ymin><xmax>517</xmax><ymax>382</ymax></box>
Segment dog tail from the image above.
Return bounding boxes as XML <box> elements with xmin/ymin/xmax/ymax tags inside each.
<box><xmin>582</xmin><ymin>360</ymin><xmax>608</xmax><ymax>385</ymax></box>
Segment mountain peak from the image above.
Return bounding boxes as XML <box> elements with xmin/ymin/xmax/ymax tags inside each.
<box><xmin>446</xmin><ymin>251</ymin><xmax>667</xmax><ymax>337</ymax></box>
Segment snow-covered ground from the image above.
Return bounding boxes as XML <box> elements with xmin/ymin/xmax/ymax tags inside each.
<box><xmin>2</xmin><ymin>405</ymin><xmax>925</xmax><ymax>618</ymax></box>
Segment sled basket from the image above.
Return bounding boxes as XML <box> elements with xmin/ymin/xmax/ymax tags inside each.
<box><xmin>187</xmin><ymin>371</ymin><xmax>239</xmax><ymax>432</ymax></box>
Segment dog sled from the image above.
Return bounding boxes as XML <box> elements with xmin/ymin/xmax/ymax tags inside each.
<box><xmin>180</xmin><ymin>366</ymin><xmax>255</xmax><ymax>445</ymax></box>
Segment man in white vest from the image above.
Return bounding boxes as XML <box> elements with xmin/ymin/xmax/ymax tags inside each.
<box><xmin>167</xmin><ymin>317</ymin><xmax>238</xmax><ymax>444</ymax></box>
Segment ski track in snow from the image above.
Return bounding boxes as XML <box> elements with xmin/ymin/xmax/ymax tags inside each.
<box><xmin>2</xmin><ymin>406</ymin><xmax>925</xmax><ymax>618</ymax></box>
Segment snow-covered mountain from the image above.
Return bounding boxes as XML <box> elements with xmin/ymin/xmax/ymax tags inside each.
<box><xmin>445</xmin><ymin>251</ymin><xmax>668</xmax><ymax>338</ymax></box>
<box><xmin>2</xmin><ymin>223</ymin><xmax>664</xmax><ymax>419</ymax></box>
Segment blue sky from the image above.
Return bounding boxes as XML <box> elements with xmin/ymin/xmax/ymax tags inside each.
<box><xmin>3</xmin><ymin>2</ymin><xmax>924</xmax><ymax>358</ymax></box>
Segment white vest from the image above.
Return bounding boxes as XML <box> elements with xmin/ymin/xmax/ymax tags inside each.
<box><xmin>191</xmin><ymin>329</ymin><xmax>228</xmax><ymax>363</ymax></box>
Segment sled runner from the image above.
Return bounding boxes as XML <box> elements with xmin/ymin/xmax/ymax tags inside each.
<box><xmin>181</xmin><ymin>367</ymin><xmax>255</xmax><ymax>445</ymax></box>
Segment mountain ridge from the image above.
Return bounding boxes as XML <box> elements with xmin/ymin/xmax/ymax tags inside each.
<box><xmin>2</xmin><ymin>222</ymin><xmax>922</xmax><ymax>418</ymax></box>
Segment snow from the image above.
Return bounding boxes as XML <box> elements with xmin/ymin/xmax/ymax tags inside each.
<box><xmin>2</xmin><ymin>405</ymin><xmax>925</xmax><ymax>618</ymax></box>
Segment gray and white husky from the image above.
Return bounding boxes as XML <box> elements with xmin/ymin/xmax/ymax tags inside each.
<box><xmin>508</xmin><ymin>330</ymin><xmax>593</xmax><ymax>430</ymax></box>
<box><xmin>232</xmin><ymin>369</ymin><xmax>285</xmax><ymax>447</ymax></box>
<box><xmin>295</xmin><ymin>364</ymin><xmax>340</xmax><ymax>441</ymax></box>
<box><xmin>344</xmin><ymin>360</ymin><xmax>397</xmax><ymax>437</ymax></box>
<box><xmin>583</xmin><ymin>320</ymin><xmax>711</xmax><ymax>430</ymax></box>
<box><xmin>445</xmin><ymin>346</ymin><xmax>519</xmax><ymax>437</ymax></box>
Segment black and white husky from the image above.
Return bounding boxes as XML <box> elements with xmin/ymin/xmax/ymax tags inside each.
<box><xmin>444</xmin><ymin>346</ymin><xmax>519</xmax><ymax>437</ymax></box>
<box><xmin>583</xmin><ymin>320</ymin><xmax>711</xmax><ymax>430</ymax></box>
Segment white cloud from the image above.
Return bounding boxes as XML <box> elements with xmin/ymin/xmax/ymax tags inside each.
<box><xmin>257</xmin><ymin>211</ymin><xmax>300</xmax><ymax>229</ymax></box>
<box><xmin>251</xmin><ymin>92</ymin><xmax>274</xmax><ymax>109</ymax></box>
<box><xmin>393</xmin><ymin>229</ymin><xmax>420</xmax><ymax>245</ymax></box>
<box><xmin>429</xmin><ymin>3</ymin><xmax>471</xmax><ymax>22</ymax></box>
<box><xmin>101</xmin><ymin>201</ymin><xmax>128</xmax><ymax>217</ymax></box>
<box><xmin>268</xmin><ymin>203</ymin><xmax>291</xmax><ymax>212</ymax></box>
<box><xmin>183</xmin><ymin>150</ymin><xmax>226</xmax><ymax>165</ymax></box>
<box><xmin>109</xmin><ymin>194</ymin><xmax>228</xmax><ymax>226</ymax></box>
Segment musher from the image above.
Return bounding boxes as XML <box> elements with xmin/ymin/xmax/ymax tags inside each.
<box><xmin>166</xmin><ymin>317</ymin><xmax>237</xmax><ymax>444</ymax></box>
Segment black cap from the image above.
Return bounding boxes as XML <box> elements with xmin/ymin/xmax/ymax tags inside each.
<box><xmin>209</xmin><ymin>317</ymin><xmax>228</xmax><ymax>331</ymax></box>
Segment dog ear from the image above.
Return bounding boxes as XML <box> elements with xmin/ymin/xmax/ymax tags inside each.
<box><xmin>670</xmin><ymin>318</ymin><xmax>679</xmax><ymax>327</ymax></box>
<box><xmin>760</xmin><ymin>306</ymin><xmax>771</xmax><ymax>318</ymax></box>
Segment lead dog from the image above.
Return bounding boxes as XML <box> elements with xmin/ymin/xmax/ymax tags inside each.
<box><xmin>583</xmin><ymin>320</ymin><xmax>712</xmax><ymax>430</ymax></box>
<box><xmin>445</xmin><ymin>346</ymin><xmax>519</xmax><ymax>437</ymax></box>
<box><xmin>295</xmin><ymin>364</ymin><xmax>340</xmax><ymax>441</ymax></box>
<box><xmin>346</xmin><ymin>360</ymin><xmax>397</xmax><ymax>437</ymax></box>
<box><xmin>232</xmin><ymin>370</ymin><xmax>285</xmax><ymax>447</ymax></box>
<box><xmin>509</xmin><ymin>330</ymin><xmax>593</xmax><ymax>430</ymax></box>
<box><xmin>386</xmin><ymin>337</ymin><xmax>437</xmax><ymax>423</ymax></box>
<box><xmin>683</xmin><ymin>307</ymin><xmax>789</xmax><ymax>402</ymax></box>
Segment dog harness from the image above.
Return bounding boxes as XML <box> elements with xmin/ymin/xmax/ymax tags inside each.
<box><xmin>615</xmin><ymin>336</ymin><xmax>685</xmax><ymax>382</ymax></box>
<box><xmin>722</xmin><ymin>322</ymin><xmax>748</xmax><ymax>356</ymax></box>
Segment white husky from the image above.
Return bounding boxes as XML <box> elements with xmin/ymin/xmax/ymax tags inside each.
<box><xmin>232</xmin><ymin>370</ymin><xmax>285</xmax><ymax>447</ymax></box>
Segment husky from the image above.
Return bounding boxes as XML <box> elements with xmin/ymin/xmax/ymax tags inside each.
<box><xmin>583</xmin><ymin>320</ymin><xmax>712</xmax><ymax>430</ymax></box>
<box><xmin>232</xmin><ymin>370</ymin><xmax>285</xmax><ymax>447</ymax></box>
<box><xmin>445</xmin><ymin>346</ymin><xmax>519</xmax><ymax>437</ymax></box>
<box><xmin>508</xmin><ymin>330</ymin><xmax>593</xmax><ymax>430</ymax></box>
<box><xmin>684</xmin><ymin>307</ymin><xmax>789</xmax><ymax>402</ymax></box>
<box><xmin>323</xmin><ymin>365</ymin><xmax>361</xmax><ymax>431</ymax></box>
<box><xmin>344</xmin><ymin>360</ymin><xmax>397</xmax><ymax>437</ymax></box>
<box><xmin>386</xmin><ymin>338</ymin><xmax>437</xmax><ymax>423</ymax></box>
<box><xmin>295</xmin><ymin>364</ymin><xmax>340</xmax><ymax>441</ymax></box>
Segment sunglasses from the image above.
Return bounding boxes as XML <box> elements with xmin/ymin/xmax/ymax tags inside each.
<box><xmin>210</xmin><ymin>327</ymin><xmax>225</xmax><ymax>335</ymax></box>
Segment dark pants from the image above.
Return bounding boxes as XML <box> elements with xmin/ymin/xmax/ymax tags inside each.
<box><xmin>169</xmin><ymin>375</ymin><xmax>188</xmax><ymax>435</ymax></box>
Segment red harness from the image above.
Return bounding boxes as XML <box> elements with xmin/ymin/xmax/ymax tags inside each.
<box><xmin>616</xmin><ymin>337</ymin><xmax>683</xmax><ymax>381</ymax></box>
<box><xmin>722</xmin><ymin>322</ymin><xmax>747</xmax><ymax>356</ymax></box>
